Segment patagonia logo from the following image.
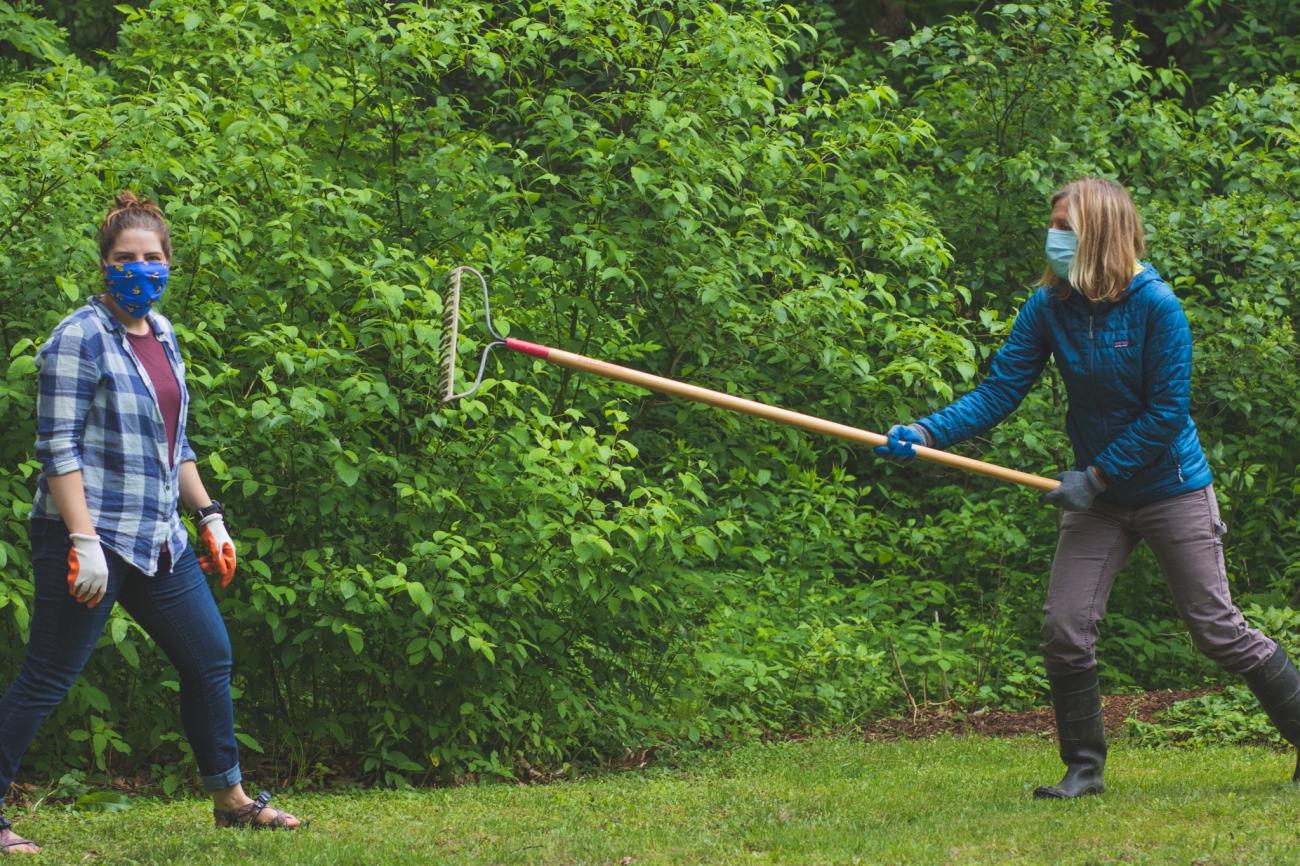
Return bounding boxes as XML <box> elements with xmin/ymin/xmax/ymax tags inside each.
<box><xmin>1113</xmin><ymin>340</ymin><xmax>1131</xmax><ymax>348</ymax></box>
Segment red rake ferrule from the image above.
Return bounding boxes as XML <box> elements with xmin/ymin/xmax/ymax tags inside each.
<box><xmin>505</xmin><ymin>338</ymin><xmax>551</xmax><ymax>360</ymax></box>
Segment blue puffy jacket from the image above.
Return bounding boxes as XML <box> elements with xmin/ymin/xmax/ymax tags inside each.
<box><xmin>918</xmin><ymin>263</ymin><xmax>1212</xmax><ymax>506</ymax></box>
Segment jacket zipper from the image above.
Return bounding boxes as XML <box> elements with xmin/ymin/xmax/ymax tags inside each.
<box><xmin>1088</xmin><ymin>311</ymin><xmax>1109</xmax><ymax>443</ymax></box>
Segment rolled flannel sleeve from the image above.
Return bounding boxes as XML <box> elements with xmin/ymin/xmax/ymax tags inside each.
<box><xmin>34</xmin><ymin>323</ymin><xmax>101</xmax><ymax>477</ymax></box>
<box><xmin>179</xmin><ymin>431</ymin><xmax>197</xmax><ymax>463</ymax></box>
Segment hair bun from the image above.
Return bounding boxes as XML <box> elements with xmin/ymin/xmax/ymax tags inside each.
<box><xmin>99</xmin><ymin>190</ymin><xmax>172</xmax><ymax>261</ymax></box>
<box><xmin>113</xmin><ymin>190</ymin><xmax>163</xmax><ymax>216</ymax></box>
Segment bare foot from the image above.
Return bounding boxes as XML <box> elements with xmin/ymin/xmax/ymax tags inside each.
<box><xmin>0</xmin><ymin>826</ymin><xmax>40</xmax><ymax>855</ymax></box>
<box><xmin>213</xmin><ymin>789</ymin><xmax>301</xmax><ymax>829</ymax></box>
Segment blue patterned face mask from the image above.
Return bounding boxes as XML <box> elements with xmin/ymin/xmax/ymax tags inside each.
<box><xmin>1045</xmin><ymin>229</ymin><xmax>1077</xmax><ymax>280</ymax></box>
<box><xmin>104</xmin><ymin>261</ymin><xmax>169</xmax><ymax>317</ymax></box>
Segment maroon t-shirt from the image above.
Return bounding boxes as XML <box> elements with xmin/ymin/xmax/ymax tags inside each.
<box><xmin>126</xmin><ymin>330</ymin><xmax>181</xmax><ymax>468</ymax></box>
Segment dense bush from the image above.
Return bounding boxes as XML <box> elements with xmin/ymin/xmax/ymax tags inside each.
<box><xmin>0</xmin><ymin>0</ymin><xmax>1295</xmax><ymax>788</ymax></box>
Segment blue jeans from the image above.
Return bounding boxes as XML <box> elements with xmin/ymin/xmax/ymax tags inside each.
<box><xmin>0</xmin><ymin>518</ymin><xmax>241</xmax><ymax>801</ymax></box>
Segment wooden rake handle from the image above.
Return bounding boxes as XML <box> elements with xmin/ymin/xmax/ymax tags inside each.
<box><xmin>504</xmin><ymin>339</ymin><xmax>1059</xmax><ymax>493</ymax></box>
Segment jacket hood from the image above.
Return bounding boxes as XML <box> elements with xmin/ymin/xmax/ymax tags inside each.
<box><xmin>1065</xmin><ymin>261</ymin><xmax>1160</xmax><ymax>313</ymax></box>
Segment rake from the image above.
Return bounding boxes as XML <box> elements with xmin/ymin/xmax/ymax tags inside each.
<box><xmin>438</xmin><ymin>266</ymin><xmax>1058</xmax><ymax>493</ymax></box>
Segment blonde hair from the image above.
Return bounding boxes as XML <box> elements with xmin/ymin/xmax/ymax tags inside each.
<box><xmin>1043</xmin><ymin>177</ymin><xmax>1145</xmax><ymax>302</ymax></box>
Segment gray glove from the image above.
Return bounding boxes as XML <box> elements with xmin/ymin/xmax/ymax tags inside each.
<box><xmin>1039</xmin><ymin>467</ymin><xmax>1106</xmax><ymax>511</ymax></box>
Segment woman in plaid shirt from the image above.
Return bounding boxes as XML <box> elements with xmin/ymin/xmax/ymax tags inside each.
<box><xmin>0</xmin><ymin>193</ymin><xmax>301</xmax><ymax>853</ymax></box>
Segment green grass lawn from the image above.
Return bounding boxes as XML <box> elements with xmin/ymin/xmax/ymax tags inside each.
<box><xmin>8</xmin><ymin>736</ymin><xmax>1299</xmax><ymax>865</ymax></box>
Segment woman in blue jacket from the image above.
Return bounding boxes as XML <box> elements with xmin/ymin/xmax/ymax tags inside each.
<box><xmin>878</xmin><ymin>177</ymin><xmax>1300</xmax><ymax>798</ymax></box>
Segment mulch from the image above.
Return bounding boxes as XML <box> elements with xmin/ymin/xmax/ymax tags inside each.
<box><xmin>1</xmin><ymin>690</ymin><xmax>1215</xmax><ymax>805</ymax></box>
<box><xmin>861</xmin><ymin>688</ymin><xmax>1216</xmax><ymax>741</ymax></box>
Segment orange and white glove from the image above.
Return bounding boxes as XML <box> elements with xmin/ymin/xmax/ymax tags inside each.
<box><xmin>67</xmin><ymin>532</ymin><xmax>109</xmax><ymax>608</ymax></box>
<box><xmin>198</xmin><ymin>514</ymin><xmax>237</xmax><ymax>588</ymax></box>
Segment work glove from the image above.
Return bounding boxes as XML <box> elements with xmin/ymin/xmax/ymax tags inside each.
<box><xmin>1039</xmin><ymin>467</ymin><xmax>1106</xmax><ymax>512</ymax></box>
<box><xmin>67</xmin><ymin>532</ymin><xmax>109</xmax><ymax>608</ymax></box>
<box><xmin>873</xmin><ymin>423</ymin><xmax>932</xmax><ymax>464</ymax></box>
<box><xmin>199</xmin><ymin>514</ymin><xmax>237</xmax><ymax>588</ymax></box>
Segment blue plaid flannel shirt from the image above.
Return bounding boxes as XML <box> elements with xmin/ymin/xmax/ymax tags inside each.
<box><xmin>31</xmin><ymin>296</ymin><xmax>197</xmax><ymax>576</ymax></box>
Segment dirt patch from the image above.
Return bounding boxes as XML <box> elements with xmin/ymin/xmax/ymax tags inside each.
<box><xmin>861</xmin><ymin>689</ymin><xmax>1216</xmax><ymax>741</ymax></box>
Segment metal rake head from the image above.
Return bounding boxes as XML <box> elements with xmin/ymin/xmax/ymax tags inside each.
<box><xmin>439</xmin><ymin>265</ymin><xmax>505</xmax><ymax>404</ymax></box>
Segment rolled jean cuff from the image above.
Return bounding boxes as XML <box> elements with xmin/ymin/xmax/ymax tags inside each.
<box><xmin>200</xmin><ymin>762</ymin><xmax>241</xmax><ymax>792</ymax></box>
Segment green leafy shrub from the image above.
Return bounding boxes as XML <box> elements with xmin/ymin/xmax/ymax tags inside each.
<box><xmin>0</xmin><ymin>0</ymin><xmax>1295</xmax><ymax>788</ymax></box>
<box><xmin>1129</xmin><ymin>606</ymin><xmax>1300</xmax><ymax>748</ymax></box>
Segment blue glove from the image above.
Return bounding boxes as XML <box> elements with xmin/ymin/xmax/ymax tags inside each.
<box><xmin>874</xmin><ymin>423</ymin><xmax>932</xmax><ymax>464</ymax></box>
<box><xmin>1039</xmin><ymin>467</ymin><xmax>1106</xmax><ymax>511</ymax></box>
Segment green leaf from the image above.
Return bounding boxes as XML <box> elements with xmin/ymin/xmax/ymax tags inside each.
<box><xmin>335</xmin><ymin>459</ymin><xmax>360</xmax><ymax>487</ymax></box>
<box><xmin>55</xmin><ymin>275</ymin><xmax>80</xmax><ymax>302</ymax></box>
<box><xmin>208</xmin><ymin>451</ymin><xmax>228</xmax><ymax>476</ymax></box>
<box><xmin>74</xmin><ymin>792</ymin><xmax>133</xmax><ymax>813</ymax></box>
<box><xmin>406</xmin><ymin>581</ymin><xmax>434</xmax><ymax>616</ymax></box>
<box><xmin>234</xmin><ymin>732</ymin><xmax>265</xmax><ymax>753</ymax></box>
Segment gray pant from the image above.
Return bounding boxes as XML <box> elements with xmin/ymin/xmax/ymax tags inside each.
<box><xmin>1042</xmin><ymin>484</ymin><xmax>1276</xmax><ymax>676</ymax></box>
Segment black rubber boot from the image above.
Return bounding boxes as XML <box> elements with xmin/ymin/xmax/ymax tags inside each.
<box><xmin>1034</xmin><ymin>666</ymin><xmax>1106</xmax><ymax>799</ymax></box>
<box><xmin>1241</xmin><ymin>644</ymin><xmax>1300</xmax><ymax>783</ymax></box>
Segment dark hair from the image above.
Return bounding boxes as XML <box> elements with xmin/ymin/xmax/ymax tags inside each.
<box><xmin>98</xmin><ymin>191</ymin><xmax>172</xmax><ymax>262</ymax></box>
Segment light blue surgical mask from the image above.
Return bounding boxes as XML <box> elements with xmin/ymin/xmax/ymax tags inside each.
<box><xmin>1045</xmin><ymin>228</ymin><xmax>1076</xmax><ymax>280</ymax></box>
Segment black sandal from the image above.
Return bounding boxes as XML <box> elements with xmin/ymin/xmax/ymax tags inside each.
<box><xmin>0</xmin><ymin>815</ymin><xmax>39</xmax><ymax>854</ymax></box>
<box><xmin>213</xmin><ymin>790</ymin><xmax>303</xmax><ymax>830</ymax></box>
